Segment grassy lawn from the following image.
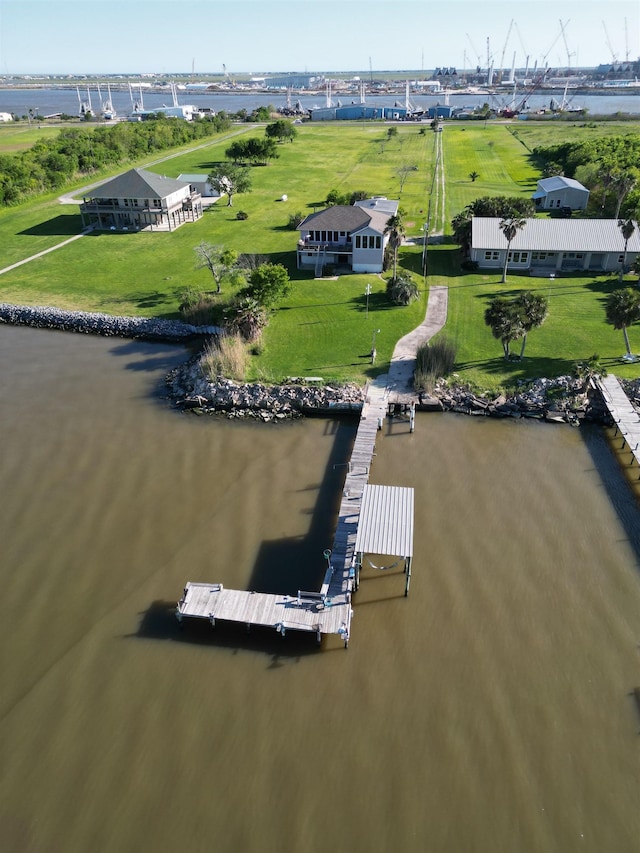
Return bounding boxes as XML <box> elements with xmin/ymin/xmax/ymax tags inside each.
<box><xmin>1</xmin><ymin>118</ymin><xmax>640</xmax><ymax>387</ymax></box>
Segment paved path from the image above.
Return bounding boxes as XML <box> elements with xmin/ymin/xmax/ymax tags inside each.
<box><xmin>386</xmin><ymin>284</ymin><xmax>449</xmax><ymax>397</ymax></box>
<box><xmin>0</xmin><ymin>232</ymin><xmax>88</xmax><ymax>276</ymax></box>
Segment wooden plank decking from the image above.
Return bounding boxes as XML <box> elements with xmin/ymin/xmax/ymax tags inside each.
<box><xmin>176</xmin><ymin>377</ymin><xmax>391</xmax><ymax>646</ymax></box>
<box><xmin>596</xmin><ymin>374</ymin><xmax>640</xmax><ymax>472</ymax></box>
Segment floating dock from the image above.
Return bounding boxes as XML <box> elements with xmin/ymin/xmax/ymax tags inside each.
<box><xmin>176</xmin><ymin>378</ymin><xmax>414</xmax><ymax>646</ymax></box>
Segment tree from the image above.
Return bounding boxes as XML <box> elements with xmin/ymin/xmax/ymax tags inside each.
<box><xmin>387</xmin><ymin>127</ymin><xmax>398</xmax><ymax>141</ymax></box>
<box><xmin>194</xmin><ymin>243</ymin><xmax>241</xmax><ymax>294</ymax></box>
<box><xmin>517</xmin><ymin>291</ymin><xmax>549</xmax><ymax>359</ymax></box>
<box><xmin>484</xmin><ymin>297</ymin><xmax>524</xmax><ymax>360</ymax></box>
<box><xmin>612</xmin><ymin>169</ymin><xmax>638</xmax><ymax>219</ymax></box>
<box><xmin>451</xmin><ymin>195</ymin><xmax>535</xmax><ymax>254</ymax></box>
<box><xmin>397</xmin><ymin>163</ymin><xmax>418</xmax><ymax>192</ymax></box>
<box><xmin>208</xmin><ymin>163</ymin><xmax>252</xmax><ymax>206</ymax></box>
<box><xmin>469</xmin><ymin>171</ymin><xmax>480</xmax><ymax>182</ymax></box>
<box><xmin>605</xmin><ymin>288</ymin><xmax>640</xmax><ymax>357</ymax></box>
<box><xmin>384</xmin><ymin>212</ymin><xmax>406</xmax><ymax>280</ymax></box>
<box><xmin>242</xmin><ymin>263</ymin><xmax>292</xmax><ymax>307</ymax></box>
<box><xmin>265</xmin><ymin>119</ymin><xmax>298</xmax><ymax>143</ymax></box>
<box><xmin>499</xmin><ymin>216</ymin><xmax>526</xmax><ymax>283</ymax></box>
<box><xmin>618</xmin><ymin>218</ymin><xmax>636</xmax><ymax>280</ymax></box>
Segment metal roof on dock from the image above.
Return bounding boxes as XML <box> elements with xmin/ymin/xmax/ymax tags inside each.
<box><xmin>355</xmin><ymin>484</ymin><xmax>414</xmax><ymax>558</ymax></box>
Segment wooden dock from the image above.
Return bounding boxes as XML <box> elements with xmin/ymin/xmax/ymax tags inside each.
<box><xmin>176</xmin><ymin>377</ymin><xmax>402</xmax><ymax>647</ymax></box>
<box><xmin>596</xmin><ymin>374</ymin><xmax>640</xmax><ymax>474</ymax></box>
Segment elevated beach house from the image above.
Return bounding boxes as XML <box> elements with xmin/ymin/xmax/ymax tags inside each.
<box><xmin>531</xmin><ymin>175</ymin><xmax>590</xmax><ymax>211</ymax></box>
<box><xmin>80</xmin><ymin>168</ymin><xmax>203</xmax><ymax>232</ymax></box>
<box><xmin>297</xmin><ymin>197</ymin><xmax>399</xmax><ymax>274</ymax></box>
<box><xmin>470</xmin><ymin>217</ymin><xmax>640</xmax><ymax>274</ymax></box>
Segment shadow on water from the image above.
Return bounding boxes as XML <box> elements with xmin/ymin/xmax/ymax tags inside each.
<box><xmin>133</xmin><ymin>418</ymin><xmax>358</xmax><ymax>653</ymax></box>
<box><xmin>132</xmin><ymin>600</ymin><xmax>322</xmax><ymax>661</ymax></box>
<box><xmin>582</xmin><ymin>423</ymin><xmax>640</xmax><ymax>568</ymax></box>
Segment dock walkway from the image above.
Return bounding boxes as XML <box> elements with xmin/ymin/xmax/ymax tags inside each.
<box><xmin>177</xmin><ymin>377</ymin><xmax>390</xmax><ymax>646</ymax></box>
<box><xmin>175</xmin><ymin>284</ymin><xmax>447</xmax><ymax>646</ymax></box>
<box><xmin>595</xmin><ymin>374</ymin><xmax>640</xmax><ymax>473</ymax></box>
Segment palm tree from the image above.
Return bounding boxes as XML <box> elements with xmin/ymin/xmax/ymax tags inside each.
<box><xmin>605</xmin><ymin>288</ymin><xmax>640</xmax><ymax>357</ymax></box>
<box><xmin>484</xmin><ymin>297</ymin><xmax>524</xmax><ymax>360</ymax></box>
<box><xmin>469</xmin><ymin>170</ymin><xmax>480</xmax><ymax>182</ymax></box>
<box><xmin>517</xmin><ymin>291</ymin><xmax>549</xmax><ymax>359</ymax></box>
<box><xmin>384</xmin><ymin>212</ymin><xmax>406</xmax><ymax>280</ymax></box>
<box><xmin>499</xmin><ymin>216</ymin><xmax>526</xmax><ymax>283</ymax></box>
<box><xmin>618</xmin><ymin>218</ymin><xmax>636</xmax><ymax>281</ymax></box>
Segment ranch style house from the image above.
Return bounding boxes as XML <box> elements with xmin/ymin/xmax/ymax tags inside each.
<box><xmin>531</xmin><ymin>175</ymin><xmax>590</xmax><ymax>211</ymax></box>
<box><xmin>79</xmin><ymin>168</ymin><xmax>203</xmax><ymax>232</ymax></box>
<box><xmin>297</xmin><ymin>197</ymin><xmax>399</xmax><ymax>274</ymax></box>
<box><xmin>470</xmin><ymin>217</ymin><xmax>640</xmax><ymax>274</ymax></box>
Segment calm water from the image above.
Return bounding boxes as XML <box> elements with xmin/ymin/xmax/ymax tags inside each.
<box><xmin>1</xmin><ymin>87</ymin><xmax>639</xmax><ymax>117</ymax></box>
<box><xmin>0</xmin><ymin>325</ymin><xmax>639</xmax><ymax>853</ymax></box>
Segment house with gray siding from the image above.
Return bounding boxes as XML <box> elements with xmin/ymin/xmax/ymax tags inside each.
<box><xmin>470</xmin><ymin>217</ymin><xmax>640</xmax><ymax>273</ymax></box>
<box><xmin>80</xmin><ymin>168</ymin><xmax>203</xmax><ymax>232</ymax></box>
<box><xmin>297</xmin><ymin>197</ymin><xmax>399</xmax><ymax>274</ymax></box>
<box><xmin>532</xmin><ymin>175</ymin><xmax>590</xmax><ymax>211</ymax></box>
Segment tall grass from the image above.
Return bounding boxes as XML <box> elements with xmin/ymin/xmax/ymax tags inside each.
<box><xmin>415</xmin><ymin>336</ymin><xmax>457</xmax><ymax>392</ymax></box>
<box><xmin>200</xmin><ymin>334</ymin><xmax>247</xmax><ymax>381</ymax></box>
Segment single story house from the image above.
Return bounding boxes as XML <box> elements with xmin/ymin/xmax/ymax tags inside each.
<box><xmin>79</xmin><ymin>168</ymin><xmax>203</xmax><ymax>232</ymax></box>
<box><xmin>532</xmin><ymin>175</ymin><xmax>590</xmax><ymax>211</ymax></box>
<box><xmin>470</xmin><ymin>217</ymin><xmax>640</xmax><ymax>273</ymax></box>
<box><xmin>297</xmin><ymin>197</ymin><xmax>399</xmax><ymax>274</ymax></box>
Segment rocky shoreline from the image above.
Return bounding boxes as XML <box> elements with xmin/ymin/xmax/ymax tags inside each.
<box><xmin>1</xmin><ymin>303</ymin><xmax>635</xmax><ymax>426</ymax></box>
<box><xmin>168</xmin><ymin>356</ymin><xmax>634</xmax><ymax>426</ymax></box>
<box><xmin>0</xmin><ymin>303</ymin><xmax>220</xmax><ymax>341</ymax></box>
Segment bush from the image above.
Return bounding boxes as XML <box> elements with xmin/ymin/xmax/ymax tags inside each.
<box><xmin>386</xmin><ymin>272</ymin><xmax>419</xmax><ymax>306</ymax></box>
<box><xmin>415</xmin><ymin>337</ymin><xmax>457</xmax><ymax>392</ymax></box>
<box><xmin>461</xmin><ymin>260</ymin><xmax>479</xmax><ymax>271</ymax></box>
<box><xmin>322</xmin><ymin>264</ymin><xmax>336</xmax><ymax>277</ymax></box>
<box><xmin>178</xmin><ymin>287</ymin><xmax>219</xmax><ymax>326</ymax></box>
<box><xmin>200</xmin><ymin>334</ymin><xmax>247</xmax><ymax>381</ymax></box>
<box><xmin>286</xmin><ymin>210</ymin><xmax>304</xmax><ymax>230</ymax></box>
<box><xmin>236</xmin><ymin>210</ymin><xmax>249</xmax><ymax>220</ymax></box>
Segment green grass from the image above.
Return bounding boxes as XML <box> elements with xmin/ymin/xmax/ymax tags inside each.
<box><xmin>1</xmin><ymin>118</ymin><xmax>640</xmax><ymax>387</ymax></box>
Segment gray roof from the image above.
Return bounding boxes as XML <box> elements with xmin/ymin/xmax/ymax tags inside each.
<box><xmin>298</xmin><ymin>198</ymin><xmax>399</xmax><ymax>235</ymax></box>
<box><xmin>298</xmin><ymin>205</ymin><xmax>372</xmax><ymax>233</ymax></box>
<box><xmin>87</xmin><ymin>168</ymin><xmax>189</xmax><ymax>200</ymax></box>
<box><xmin>354</xmin><ymin>484</ymin><xmax>414</xmax><ymax>559</ymax></box>
<box><xmin>471</xmin><ymin>217</ymin><xmax>640</xmax><ymax>253</ymax></box>
<box><xmin>535</xmin><ymin>175</ymin><xmax>589</xmax><ymax>193</ymax></box>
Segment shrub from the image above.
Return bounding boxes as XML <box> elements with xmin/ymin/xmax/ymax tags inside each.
<box><xmin>226</xmin><ymin>296</ymin><xmax>269</xmax><ymax>342</ymax></box>
<box><xmin>461</xmin><ymin>260</ymin><xmax>479</xmax><ymax>271</ymax></box>
<box><xmin>236</xmin><ymin>210</ymin><xmax>249</xmax><ymax>220</ymax></box>
<box><xmin>415</xmin><ymin>337</ymin><xmax>457</xmax><ymax>392</ymax></box>
<box><xmin>386</xmin><ymin>272</ymin><xmax>419</xmax><ymax>305</ymax></box>
<box><xmin>178</xmin><ymin>287</ymin><xmax>218</xmax><ymax>326</ymax></box>
<box><xmin>287</xmin><ymin>210</ymin><xmax>304</xmax><ymax>230</ymax></box>
<box><xmin>322</xmin><ymin>263</ymin><xmax>336</xmax><ymax>277</ymax></box>
<box><xmin>200</xmin><ymin>334</ymin><xmax>247</xmax><ymax>381</ymax></box>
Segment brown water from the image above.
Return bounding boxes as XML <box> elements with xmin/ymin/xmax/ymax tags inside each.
<box><xmin>1</xmin><ymin>325</ymin><xmax>639</xmax><ymax>853</ymax></box>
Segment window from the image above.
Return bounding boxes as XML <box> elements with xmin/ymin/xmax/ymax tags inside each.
<box><xmin>355</xmin><ymin>236</ymin><xmax>361</xmax><ymax>248</ymax></box>
<box><xmin>485</xmin><ymin>251</ymin><xmax>499</xmax><ymax>261</ymax></box>
<box><xmin>333</xmin><ymin>231</ymin><xmax>339</xmax><ymax>242</ymax></box>
<box><xmin>375</xmin><ymin>236</ymin><xmax>381</xmax><ymax>249</ymax></box>
<box><xmin>321</xmin><ymin>231</ymin><xmax>326</xmax><ymax>242</ymax></box>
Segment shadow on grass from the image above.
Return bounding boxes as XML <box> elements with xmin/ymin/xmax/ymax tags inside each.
<box><xmin>454</xmin><ymin>354</ymin><xmax>577</xmax><ymax>381</ymax></box>
<box><xmin>19</xmin><ymin>214</ymin><xmax>84</xmax><ymax>237</ymax></box>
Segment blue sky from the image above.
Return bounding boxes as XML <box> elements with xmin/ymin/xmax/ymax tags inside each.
<box><xmin>1</xmin><ymin>0</ymin><xmax>638</xmax><ymax>76</ymax></box>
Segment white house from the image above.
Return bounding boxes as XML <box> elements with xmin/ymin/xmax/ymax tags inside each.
<box><xmin>0</xmin><ymin>112</ymin><xmax>13</xmax><ymax>122</ymax></box>
<box><xmin>297</xmin><ymin>197</ymin><xmax>399</xmax><ymax>274</ymax></box>
<box><xmin>177</xmin><ymin>174</ymin><xmax>220</xmax><ymax>199</ymax></box>
<box><xmin>80</xmin><ymin>168</ymin><xmax>203</xmax><ymax>232</ymax></box>
<box><xmin>470</xmin><ymin>217</ymin><xmax>640</xmax><ymax>273</ymax></box>
<box><xmin>532</xmin><ymin>176</ymin><xmax>590</xmax><ymax>211</ymax></box>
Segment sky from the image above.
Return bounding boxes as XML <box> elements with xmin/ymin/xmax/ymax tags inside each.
<box><xmin>0</xmin><ymin>0</ymin><xmax>638</xmax><ymax>76</ymax></box>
